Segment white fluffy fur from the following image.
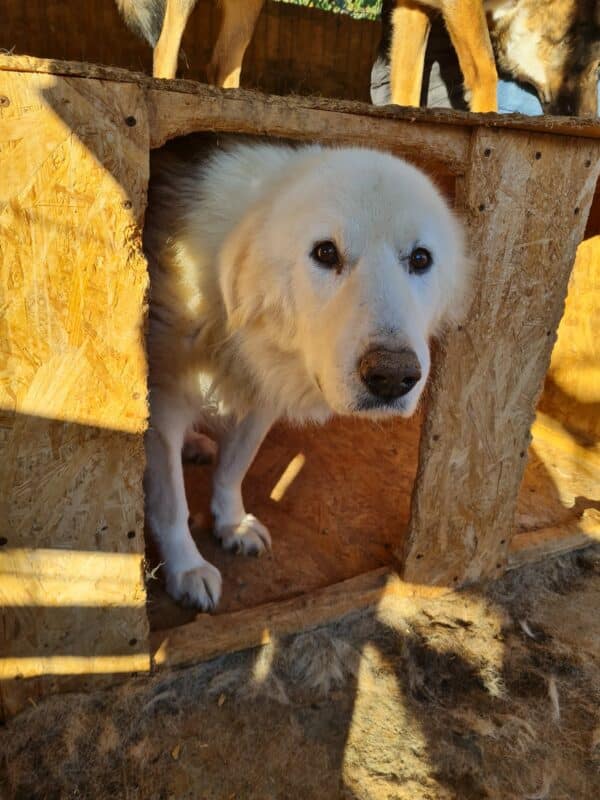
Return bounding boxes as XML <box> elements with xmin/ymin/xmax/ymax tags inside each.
<box><xmin>143</xmin><ymin>139</ymin><xmax>470</xmax><ymax>609</ymax></box>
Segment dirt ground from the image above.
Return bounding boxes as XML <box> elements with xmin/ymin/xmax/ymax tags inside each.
<box><xmin>1</xmin><ymin>547</ymin><xmax>599</xmax><ymax>800</ymax></box>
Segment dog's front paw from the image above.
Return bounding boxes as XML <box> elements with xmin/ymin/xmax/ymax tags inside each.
<box><xmin>215</xmin><ymin>514</ymin><xmax>271</xmax><ymax>556</ymax></box>
<box><xmin>165</xmin><ymin>561</ymin><xmax>222</xmax><ymax>610</ymax></box>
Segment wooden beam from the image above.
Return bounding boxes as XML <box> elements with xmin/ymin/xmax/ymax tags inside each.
<box><xmin>146</xmin><ymin>88</ymin><xmax>469</xmax><ymax>174</ymax></box>
<box><xmin>151</xmin><ymin>568</ymin><xmax>449</xmax><ymax>670</ymax></box>
<box><xmin>401</xmin><ymin>128</ymin><xmax>600</xmax><ymax>586</ymax></box>
<box><xmin>1</xmin><ymin>55</ymin><xmax>599</xmax><ymax>144</ymax></box>
<box><xmin>508</xmin><ymin>510</ymin><xmax>600</xmax><ymax>569</ymax></box>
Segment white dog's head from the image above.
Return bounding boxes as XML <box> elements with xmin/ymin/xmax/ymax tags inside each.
<box><xmin>219</xmin><ymin>146</ymin><xmax>470</xmax><ymax>421</ymax></box>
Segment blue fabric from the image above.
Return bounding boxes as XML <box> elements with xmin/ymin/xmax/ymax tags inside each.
<box><xmin>497</xmin><ymin>78</ymin><xmax>600</xmax><ymax>116</ymax></box>
<box><xmin>497</xmin><ymin>80</ymin><xmax>543</xmax><ymax>115</ymax></box>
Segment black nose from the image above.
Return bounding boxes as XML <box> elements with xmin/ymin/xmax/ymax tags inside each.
<box><xmin>359</xmin><ymin>348</ymin><xmax>421</xmax><ymax>401</ymax></box>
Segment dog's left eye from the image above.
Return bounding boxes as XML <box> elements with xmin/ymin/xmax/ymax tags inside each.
<box><xmin>311</xmin><ymin>240</ymin><xmax>341</xmax><ymax>270</ymax></box>
<box><xmin>408</xmin><ymin>247</ymin><xmax>433</xmax><ymax>274</ymax></box>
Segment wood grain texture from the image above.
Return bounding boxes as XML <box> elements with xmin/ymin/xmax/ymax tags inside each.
<box><xmin>151</xmin><ymin>567</ymin><xmax>449</xmax><ymax>670</ymax></box>
<box><xmin>147</xmin><ymin>415</ymin><xmax>422</xmax><ymax>630</ymax></box>
<box><xmin>1</xmin><ymin>56</ymin><xmax>599</xmax><ymax>147</ymax></box>
<box><xmin>0</xmin><ymin>57</ymin><xmax>598</xmax><ymax>706</ymax></box>
<box><xmin>146</xmin><ymin>87</ymin><xmax>468</xmax><ymax>175</ymax></box>
<box><xmin>508</xmin><ymin>513</ymin><xmax>600</xmax><ymax>569</ymax></box>
<box><xmin>538</xmin><ymin>235</ymin><xmax>600</xmax><ymax>443</ymax></box>
<box><xmin>402</xmin><ymin>128</ymin><xmax>600</xmax><ymax>586</ymax></box>
<box><xmin>511</xmin><ymin>229</ymin><xmax>600</xmax><ymax>566</ymax></box>
<box><xmin>0</xmin><ymin>70</ymin><xmax>151</xmax><ymax>712</ymax></box>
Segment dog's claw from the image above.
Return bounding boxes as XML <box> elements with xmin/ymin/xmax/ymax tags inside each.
<box><xmin>165</xmin><ymin>562</ymin><xmax>222</xmax><ymax>610</ymax></box>
<box><xmin>215</xmin><ymin>514</ymin><xmax>271</xmax><ymax>556</ymax></box>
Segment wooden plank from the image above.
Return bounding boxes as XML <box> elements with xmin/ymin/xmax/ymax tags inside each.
<box><xmin>402</xmin><ymin>128</ymin><xmax>600</xmax><ymax>586</ymax></box>
<box><xmin>1</xmin><ymin>55</ymin><xmax>600</xmax><ymax>142</ymax></box>
<box><xmin>145</xmin><ymin>88</ymin><xmax>469</xmax><ymax>174</ymax></box>
<box><xmin>151</xmin><ymin>568</ymin><xmax>449</xmax><ymax>670</ymax></box>
<box><xmin>508</xmin><ymin>510</ymin><xmax>600</xmax><ymax>568</ymax></box>
<box><xmin>0</xmin><ymin>69</ymin><xmax>151</xmax><ymax>714</ymax></box>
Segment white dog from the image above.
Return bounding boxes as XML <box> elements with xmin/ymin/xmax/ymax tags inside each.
<box><xmin>143</xmin><ymin>138</ymin><xmax>470</xmax><ymax>610</ymax></box>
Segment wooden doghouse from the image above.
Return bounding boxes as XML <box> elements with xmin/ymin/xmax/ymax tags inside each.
<box><xmin>1</xmin><ymin>55</ymin><xmax>599</xmax><ymax>718</ymax></box>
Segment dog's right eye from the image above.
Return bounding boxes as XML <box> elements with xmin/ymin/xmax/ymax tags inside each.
<box><xmin>311</xmin><ymin>241</ymin><xmax>341</xmax><ymax>270</ymax></box>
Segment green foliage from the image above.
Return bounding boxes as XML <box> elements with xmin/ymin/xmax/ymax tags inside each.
<box><xmin>276</xmin><ymin>0</ymin><xmax>382</xmax><ymax>22</ymax></box>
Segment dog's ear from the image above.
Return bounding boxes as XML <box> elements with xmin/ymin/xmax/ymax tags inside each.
<box><xmin>218</xmin><ymin>209</ymin><xmax>266</xmax><ymax>330</ymax></box>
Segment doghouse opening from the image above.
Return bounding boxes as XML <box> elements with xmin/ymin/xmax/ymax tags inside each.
<box><xmin>143</xmin><ymin>131</ymin><xmax>600</xmax><ymax>631</ymax></box>
<box><xmin>145</xmin><ymin>131</ymin><xmax>441</xmax><ymax>631</ymax></box>
<box><xmin>148</xmin><ymin>413</ymin><xmax>424</xmax><ymax>628</ymax></box>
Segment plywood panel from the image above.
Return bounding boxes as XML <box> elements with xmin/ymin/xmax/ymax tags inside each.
<box><xmin>147</xmin><ymin>415</ymin><xmax>422</xmax><ymax>630</ymax></box>
<box><xmin>1</xmin><ymin>58</ymin><xmax>598</xmax><ymax>708</ymax></box>
<box><xmin>0</xmin><ymin>69</ymin><xmax>151</xmax><ymax>715</ymax></box>
<box><xmin>538</xmin><ymin>235</ymin><xmax>600</xmax><ymax>443</ymax></box>
<box><xmin>403</xmin><ymin>128</ymin><xmax>600</xmax><ymax>586</ymax></box>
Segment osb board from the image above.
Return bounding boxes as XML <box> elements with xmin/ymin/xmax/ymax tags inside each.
<box><xmin>538</xmin><ymin>235</ymin><xmax>600</xmax><ymax>443</ymax></box>
<box><xmin>509</xmin><ymin>232</ymin><xmax>600</xmax><ymax>565</ymax></box>
<box><xmin>148</xmin><ymin>401</ymin><xmax>600</xmax><ymax>633</ymax></box>
<box><xmin>0</xmin><ymin>70</ymin><xmax>150</xmax><ymax>714</ymax></box>
<box><xmin>2</xmin><ymin>0</ymin><xmax>380</xmax><ymax>102</ymax></box>
<box><xmin>147</xmin><ymin>415</ymin><xmax>422</xmax><ymax>630</ymax></box>
<box><xmin>403</xmin><ymin>129</ymin><xmax>600</xmax><ymax>586</ymax></box>
<box><xmin>2</xmin><ymin>56</ymin><xmax>599</xmax><ymax>146</ymax></box>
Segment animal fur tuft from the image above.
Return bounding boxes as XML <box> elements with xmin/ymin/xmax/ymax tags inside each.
<box><xmin>115</xmin><ymin>0</ymin><xmax>167</xmax><ymax>46</ymax></box>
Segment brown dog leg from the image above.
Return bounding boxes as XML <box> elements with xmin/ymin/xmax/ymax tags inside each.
<box><xmin>207</xmin><ymin>0</ymin><xmax>265</xmax><ymax>88</ymax></box>
<box><xmin>443</xmin><ymin>0</ymin><xmax>498</xmax><ymax>112</ymax></box>
<box><xmin>390</xmin><ymin>1</ymin><xmax>432</xmax><ymax>107</ymax></box>
<box><xmin>153</xmin><ymin>0</ymin><xmax>196</xmax><ymax>79</ymax></box>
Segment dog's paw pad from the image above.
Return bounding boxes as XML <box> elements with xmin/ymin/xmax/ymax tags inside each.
<box><xmin>215</xmin><ymin>514</ymin><xmax>271</xmax><ymax>556</ymax></box>
<box><xmin>166</xmin><ymin>562</ymin><xmax>222</xmax><ymax>610</ymax></box>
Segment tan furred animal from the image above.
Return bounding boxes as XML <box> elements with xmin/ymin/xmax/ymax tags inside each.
<box><xmin>388</xmin><ymin>0</ymin><xmax>498</xmax><ymax>111</ymax></box>
<box><xmin>487</xmin><ymin>0</ymin><xmax>599</xmax><ymax>116</ymax></box>
<box><xmin>143</xmin><ymin>137</ymin><xmax>470</xmax><ymax>610</ymax></box>
<box><xmin>118</xmin><ymin>0</ymin><xmax>500</xmax><ymax>111</ymax></box>
<box><xmin>116</xmin><ymin>0</ymin><xmax>263</xmax><ymax>84</ymax></box>
<box><xmin>390</xmin><ymin>0</ymin><xmax>599</xmax><ymax>116</ymax></box>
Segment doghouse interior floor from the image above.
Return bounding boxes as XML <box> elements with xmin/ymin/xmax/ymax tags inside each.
<box><xmin>147</xmin><ymin>414</ymin><xmax>422</xmax><ymax>629</ymax></box>
<box><xmin>147</xmin><ymin>397</ymin><xmax>599</xmax><ymax>631</ymax></box>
